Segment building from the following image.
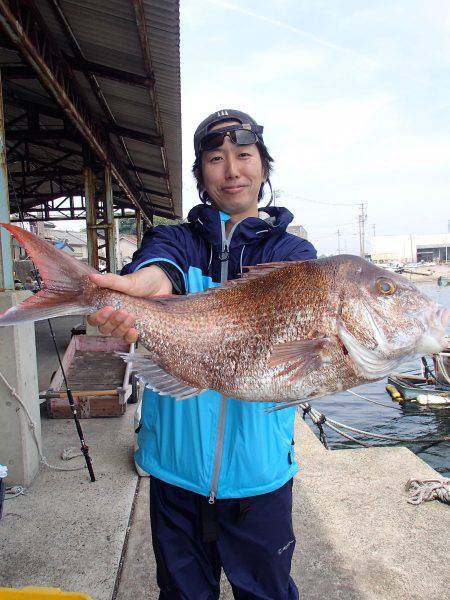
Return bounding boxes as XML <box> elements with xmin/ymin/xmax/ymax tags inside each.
<box><xmin>42</xmin><ymin>227</ymin><xmax>88</xmax><ymax>261</ymax></box>
<box><xmin>371</xmin><ymin>233</ymin><xmax>450</xmax><ymax>264</ymax></box>
<box><xmin>118</xmin><ymin>235</ymin><xmax>138</xmax><ymax>270</ymax></box>
<box><xmin>287</xmin><ymin>225</ymin><xmax>308</xmax><ymax>239</ymax></box>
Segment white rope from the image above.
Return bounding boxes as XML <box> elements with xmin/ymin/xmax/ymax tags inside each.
<box><xmin>346</xmin><ymin>389</ymin><xmax>403</xmax><ymax>410</ymax></box>
<box><xmin>305</xmin><ymin>404</ymin><xmax>450</xmax><ymax>444</ymax></box>
<box><xmin>5</xmin><ymin>485</ymin><xmax>26</xmax><ymax>499</ymax></box>
<box><xmin>0</xmin><ymin>369</ymin><xmax>85</xmax><ymax>473</ymax></box>
<box><xmin>406</xmin><ymin>478</ymin><xmax>450</xmax><ymax>505</ymax></box>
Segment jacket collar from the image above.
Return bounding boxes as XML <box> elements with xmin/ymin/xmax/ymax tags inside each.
<box><xmin>187</xmin><ymin>204</ymin><xmax>294</xmax><ymax>247</ymax></box>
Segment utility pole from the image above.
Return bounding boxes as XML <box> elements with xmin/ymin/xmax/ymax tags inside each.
<box><xmin>337</xmin><ymin>229</ymin><xmax>341</xmax><ymax>254</ymax></box>
<box><xmin>358</xmin><ymin>203</ymin><xmax>367</xmax><ymax>257</ymax></box>
<box><xmin>372</xmin><ymin>224</ymin><xmax>376</xmax><ymax>237</ymax></box>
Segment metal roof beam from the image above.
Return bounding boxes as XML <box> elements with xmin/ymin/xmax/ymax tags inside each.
<box><xmin>5</xmin><ymin>112</ymin><xmax>27</xmax><ymax>128</ymax></box>
<box><xmin>0</xmin><ymin>0</ymin><xmax>153</xmax><ymax>223</ymax></box>
<box><xmin>3</xmin><ymin>88</ymin><xmax>65</xmax><ymax>121</ymax></box>
<box><xmin>65</xmin><ymin>56</ymin><xmax>155</xmax><ymax>89</ymax></box>
<box><xmin>140</xmin><ymin>187</ymin><xmax>172</xmax><ymax>198</ymax></box>
<box><xmin>9</xmin><ymin>167</ymin><xmax>81</xmax><ymax>177</ymax></box>
<box><xmin>6</xmin><ymin>129</ymin><xmax>80</xmax><ymax>141</ymax></box>
<box><xmin>16</xmin><ymin>189</ymin><xmax>82</xmax><ymax>203</ymax></box>
<box><xmin>24</xmin><ymin>152</ymin><xmax>75</xmax><ymax>176</ymax></box>
<box><xmin>3</xmin><ymin>60</ymin><xmax>156</xmax><ymax>89</ymax></box>
<box><xmin>106</xmin><ymin>124</ymin><xmax>163</xmax><ymax>146</ymax></box>
<box><xmin>125</xmin><ymin>163</ymin><xmax>168</xmax><ymax>179</ymax></box>
<box><xmin>16</xmin><ymin>138</ymin><xmax>84</xmax><ymax>157</ymax></box>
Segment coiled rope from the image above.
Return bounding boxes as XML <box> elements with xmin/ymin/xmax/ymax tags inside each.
<box><xmin>300</xmin><ymin>401</ymin><xmax>450</xmax><ymax>505</ymax></box>
<box><xmin>406</xmin><ymin>478</ymin><xmax>450</xmax><ymax>504</ymax></box>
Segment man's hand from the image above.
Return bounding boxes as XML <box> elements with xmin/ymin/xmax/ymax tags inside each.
<box><xmin>87</xmin><ymin>265</ymin><xmax>173</xmax><ymax>343</ymax></box>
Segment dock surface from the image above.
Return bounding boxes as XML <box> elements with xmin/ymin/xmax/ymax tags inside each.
<box><xmin>1</xmin><ymin>413</ymin><xmax>447</xmax><ymax>599</ymax></box>
<box><xmin>0</xmin><ymin>317</ymin><xmax>448</xmax><ymax>599</ymax></box>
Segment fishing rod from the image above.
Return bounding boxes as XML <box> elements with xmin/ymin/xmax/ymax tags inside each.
<box><xmin>31</xmin><ymin>267</ymin><xmax>96</xmax><ymax>482</ymax></box>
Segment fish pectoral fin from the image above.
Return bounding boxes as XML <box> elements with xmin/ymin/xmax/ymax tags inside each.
<box><xmin>118</xmin><ymin>353</ymin><xmax>204</xmax><ymax>400</ymax></box>
<box><xmin>269</xmin><ymin>338</ymin><xmax>330</xmax><ymax>381</ymax></box>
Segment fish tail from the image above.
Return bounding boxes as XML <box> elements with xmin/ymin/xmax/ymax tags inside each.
<box><xmin>0</xmin><ymin>223</ymin><xmax>99</xmax><ymax>325</ymax></box>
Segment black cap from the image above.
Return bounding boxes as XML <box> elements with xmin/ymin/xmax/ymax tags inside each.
<box><xmin>193</xmin><ymin>109</ymin><xmax>264</xmax><ymax>158</ymax></box>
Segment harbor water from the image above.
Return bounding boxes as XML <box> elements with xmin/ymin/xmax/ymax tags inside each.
<box><xmin>312</xmin><ymin>282</ymin><xmax>450</xmax><ymax>476</ymax></box>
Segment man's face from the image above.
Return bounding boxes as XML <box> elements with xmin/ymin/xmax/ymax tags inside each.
<box><xmin>200</xmin><ymin>120</ymin><xmax>266</xmax><ymax>217</ymax></box>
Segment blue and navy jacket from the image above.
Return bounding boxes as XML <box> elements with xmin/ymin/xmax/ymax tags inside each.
<box><xmin>122</xmin><ymin>204</ymin><xmax>317</xmax><ymax>500</ymax></box>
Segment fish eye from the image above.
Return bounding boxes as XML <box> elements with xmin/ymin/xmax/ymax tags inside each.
<box><xmin>376</xmin><ymin>277</ymin><xmax>396</xmax><ymax>295</ymax></box>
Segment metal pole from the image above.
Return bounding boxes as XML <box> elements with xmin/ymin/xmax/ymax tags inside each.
<box><xmin>136</xmin><ymin>210</ymin><xmax>142</xmax><ymax>246</ymax></box>
<box><xmin>84</xmin><ymin>165</ymin><xmax>98</xmax><ymax>269</ymax></box>
<box><xmin>0</xmin><ymin>69</ymin><xmax>13</xmax><ymax>290</ymax></box>
<box><xmin>104</xmin><ymin>163</ymin><xmax>117</xmax><ymax>273</ymax></box>
<box><xmin>359</xmin><ymin>203</ymin><xmax>366</xmax><ymax>258</ymax></box>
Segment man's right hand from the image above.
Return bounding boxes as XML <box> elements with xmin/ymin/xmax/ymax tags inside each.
<box><xmin>86</xmin><ymin>265</ymin><xmax>173</xmax><ymax>343</ymax></box>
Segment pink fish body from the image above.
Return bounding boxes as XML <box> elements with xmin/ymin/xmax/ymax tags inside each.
<box><xmin>0</xmin><ymin>223</ymin><xmax>448</xmax><ymax>407</ymax></box>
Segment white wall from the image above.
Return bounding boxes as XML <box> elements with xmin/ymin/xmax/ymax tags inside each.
<box><xmin>371</xmin><ymin>233</ymin><xmax>450</xmax><ymax>263</ymax></box>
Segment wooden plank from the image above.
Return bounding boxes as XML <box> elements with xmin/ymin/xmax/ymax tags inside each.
<box><xmin>389</xmin><ymin>373</ymin><xmax>428</xmax><ymax>383</ymax></box>
<box><xmin>52</xmin><ymin>389</ymin><xmax>119</xmax><ymax>398</ymax></box>
<box><xmin>48</xmin><ymin>334</ymin><xmax>77</xmax><ymax>392</ymax></box>
<box><xmin>45</xmin><ymin>335</ymin><xmax>134</xmax><ymax>418</ymax></box>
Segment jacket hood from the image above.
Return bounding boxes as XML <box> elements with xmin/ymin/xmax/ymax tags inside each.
<box><xmin>187</xmin><ymin>204</ymin><xmax>295</xmax><ymax>247</ymax></box>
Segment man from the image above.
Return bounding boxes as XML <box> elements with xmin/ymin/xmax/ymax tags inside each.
<box><xmin>88</xmin><ymin>110</ymin><xmax>317</xmax><ymax>599</ymax></box>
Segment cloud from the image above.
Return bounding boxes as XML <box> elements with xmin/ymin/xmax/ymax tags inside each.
<box><xmin>180</xmin><ymin>1</ymin><xmax>449</xmax><ymax>255</ymax></box>
<box><xmin>206</xmin><ymin>0</ymin><xmax>377</xmax><ymax>67</ymax></box>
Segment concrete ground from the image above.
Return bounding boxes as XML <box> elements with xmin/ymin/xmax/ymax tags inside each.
<box><xmin>0</xmin><ymin>317</ymin><xmax>448</xmax><ymax>599</ymax></box>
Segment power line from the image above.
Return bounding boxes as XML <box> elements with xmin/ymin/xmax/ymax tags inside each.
<box><xmin>282</xmin><ymin>191</ymin><xmax>361</xmax><ymax>207</ymax></box>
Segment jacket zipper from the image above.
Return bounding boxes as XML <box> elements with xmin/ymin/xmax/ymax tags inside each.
<box><xmin>208</xmin><ymin>219</ymin><xmax>240</xmax><ymax>504</ymax></box>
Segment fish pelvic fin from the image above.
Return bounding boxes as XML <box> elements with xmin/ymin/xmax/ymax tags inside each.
<box><xmin>0</xmin><ymin>223</ymin><xmax>98</xmax><ymax>324</ymax></box>
<box><xmin>269</xmin><ymin>337</ymin><xmax>331</xmax><ymax>381</ymax></box>
<box><xmin>118</xmin><ymin>353</ymin><xmax>205</xmax><ymax>399</ymax></box>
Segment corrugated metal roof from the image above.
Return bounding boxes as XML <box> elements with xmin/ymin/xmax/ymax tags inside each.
<box><xmin>0</xmin><ymin>0</ymin><xmax>181</xmax><ymax>220</ymax></box>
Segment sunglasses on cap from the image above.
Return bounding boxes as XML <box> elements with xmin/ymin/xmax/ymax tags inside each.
<box><xmin>199</xmin><ymin>124</ymin><xmax>263</xmax><ymax>153</ymax></box>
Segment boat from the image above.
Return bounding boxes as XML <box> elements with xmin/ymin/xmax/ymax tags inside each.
<box><xmin>437</xmin><ymin>276</ymin><xmax>450</xmax><ymax>287</ymax></box>
<box><xmin>386</xmin><ymin>350</ymin><xmax>450</xmax><ymax>405</ymax></box>
<box><xmin>386</xmin><ymin>373</ymin><xmax>450</xmax><ymax>402</ymax></box>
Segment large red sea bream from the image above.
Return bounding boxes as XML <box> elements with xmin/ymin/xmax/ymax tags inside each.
<box><xmin>0</xmin><ymin>224</ymin><xmax>448</xmax><ymax>408</ymax></box>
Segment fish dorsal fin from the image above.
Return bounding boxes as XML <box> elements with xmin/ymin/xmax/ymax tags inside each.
<box><xmin>119</xmin><ymin>353</ymin><xmax>204</xmax><ymax>399</ymax></box>
<box><xmin>150</xmin><ymin>262</ymin><xmax>299</xmax><ymax>308</ymax></box>
<box><xmin>233</xmin><ymin>261</ymin><xmax>298</xmax><ymax>283</ymax></box>
<box><xmin>269</xmin><ymin>337</ymin><xmax>331</xmax><ymax>381</ymax></box>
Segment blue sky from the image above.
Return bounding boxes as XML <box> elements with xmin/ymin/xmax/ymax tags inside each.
<box><xmin>180</xmin><ymin>0</ymin><xmax>450</xmax><ymax>255</ymax></box>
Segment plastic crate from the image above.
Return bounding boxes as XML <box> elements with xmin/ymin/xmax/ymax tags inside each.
<box><xmin>0</xmin><ymin>588</ymin><xmax>92</xmax><ymax>599</ymax></box>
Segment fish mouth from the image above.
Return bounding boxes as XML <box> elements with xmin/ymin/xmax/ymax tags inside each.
<box><xmin>410</xmin><ymin>305</ymin><xmax>449</xmax><ymax>354</ymax></box>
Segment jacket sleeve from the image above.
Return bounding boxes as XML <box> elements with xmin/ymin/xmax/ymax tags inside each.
<box><xmin>120</xmin><ymin>225</ymin><xmax>189</xmax><ymax>287</ymax></box>
<box><xmin>273</xmin><ymin>234</ymin><xmax>317</xmax><ymax>262</ymax></box>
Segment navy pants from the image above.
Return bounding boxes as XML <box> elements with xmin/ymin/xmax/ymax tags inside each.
<box><xmin>149</xmin><ymin>476</ymin><xmax>299</xmax><ymax>599</ymax></box>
